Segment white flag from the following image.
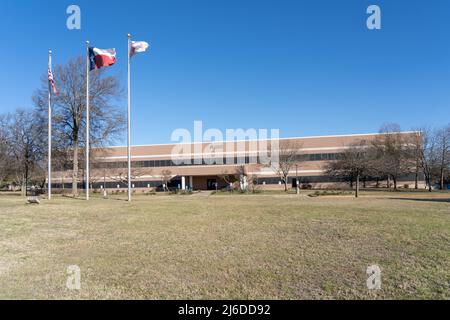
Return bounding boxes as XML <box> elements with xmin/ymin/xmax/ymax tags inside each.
<box><xmin>130</xmin><ymin>41</ymin><xmax>149</xmax><ymax>57</ymax></box>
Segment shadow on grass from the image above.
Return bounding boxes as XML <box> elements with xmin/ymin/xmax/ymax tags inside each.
<box><xmin>60</xmin><ymin>194</ymin><xmax>130</xmax><ymax>202</ymax></box>
<box><xmin>108</xmin><ymin>197</ymin><xmax>130</xmax><ymax>202</ymax></box>
<box><xmin>61</xmin><ymin>195</ymin><xmax>87</xmax><ymax>201</ymax></box>
<box><xmin>360</xmin><ymin>188</ymin><xmax>447</xmax><ymax>193</ymax></box>
<box><xmin>389</xmin><ymin>197</ymin><xmax>450</xmax><ymax>203</ymax></box>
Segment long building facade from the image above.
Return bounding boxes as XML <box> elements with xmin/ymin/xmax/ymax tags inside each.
<box><xmin>53</xmin><ymin>132</ymin><xmax>422</xmax><ymax>191</ymax></box>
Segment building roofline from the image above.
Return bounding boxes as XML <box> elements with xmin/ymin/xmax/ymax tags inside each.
<box><xmin>106</xmin><ymin>131</ymin><xmax>420</xmax><ymax>149</ymax></box>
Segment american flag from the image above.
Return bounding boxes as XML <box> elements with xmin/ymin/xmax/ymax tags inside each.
<box><xmin>48</xmin><ymin>68</ymin><xmax>58</xmax><ymax>95</ymax></box>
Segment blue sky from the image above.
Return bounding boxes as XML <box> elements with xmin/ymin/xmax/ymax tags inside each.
<box><xmin>0</xmin><ymin>0</ymin><xmax>449</xmax><ymax>145</ymax></box>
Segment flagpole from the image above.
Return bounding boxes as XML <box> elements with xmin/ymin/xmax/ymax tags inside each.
<box><xmin>48</xmin><ymin>50</ymin><xmax>52</xmax><ymax>200</ymax></box>
<box><xmin>127</xmin><ymin>33</ymin><xmax>132</xmax><ymax>202</ymax></box>
<box><xmin>86</xmin><ymin>41</ymin><xmax>90</xmax><ymax>201</ymax></box>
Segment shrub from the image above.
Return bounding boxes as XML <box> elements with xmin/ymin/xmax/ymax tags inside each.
<box><xmin>308</xmin><ymin>190</ymin><xmax>352</xmax><ymax>197</ymax></box>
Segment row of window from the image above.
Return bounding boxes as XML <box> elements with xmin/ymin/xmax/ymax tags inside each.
<box><xmin>296</xmin><ymin>153</ymin><xmax>342</xmax><ymax>161</ymax></box>
<box><xmin>94</xmin><ymin>157</ymin><xmax>258</xmax><ymax>169</ymax></box>
<box><xmin>92</xmin><ymin>153</ymin><xmax>342</xmax><ymax>170</ymax></box>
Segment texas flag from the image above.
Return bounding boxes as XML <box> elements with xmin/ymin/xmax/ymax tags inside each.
<box><xmin>130</xmin><ymin>41</ymin><xmax>149</xmax><ymax>58</ymax></box>
<box><xmin>89</xmin><ymin>47</ymin><xmax>116</xmax><ymax>71</ymax></box>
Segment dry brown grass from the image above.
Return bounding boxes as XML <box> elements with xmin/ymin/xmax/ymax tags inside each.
<box><xmin>0</xmin><ymin>191</ymin><xmax>449</xmax><ymax>299</ymax></box>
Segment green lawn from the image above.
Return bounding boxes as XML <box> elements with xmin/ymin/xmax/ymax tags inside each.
<box><xmin>0</xmin><ymin>191</ymin><xmax>449</xmax><ymax>299</ymax></box>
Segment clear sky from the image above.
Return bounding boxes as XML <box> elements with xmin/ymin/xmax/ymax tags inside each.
<box><xmin>0</xmin><ymin>0</ymin><xmax>449</xmax><ymax>145</ymax></box>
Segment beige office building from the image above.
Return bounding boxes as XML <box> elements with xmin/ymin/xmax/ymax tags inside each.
<box><xmin>54</xmin><ymin>132</ymin><xmax>421</xmax><ymax>191</ymax></box>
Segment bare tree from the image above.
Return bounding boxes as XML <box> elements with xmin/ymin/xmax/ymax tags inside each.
<box><xmin>407</xmin><ymin>130</ymin><xmax>424</xmax><ymax>189</ymax></box>
<box><xmin>407</xmin><ymin>127</ymin><xmax>450</xmax><ymax>192</ymax></box>
<box><xmin>0</xmin><ymin>114</ymin><xmax>12</xmax><ymax>187</ymax></box>
<box><xmin>7</xmin><ymin>109</ymin><xmax>45</xmax><ymax>196</ymax></box>
<box><xmin>219</xmin><ymin>170</ymin><xmax>235</xmax><ymax>185</ymax></box>
<box><xmin>33</xmin><ymin>57</ymin><xmax>125</xmax><ymax>196</ymax></box>
<box><xmin>107</xmin><ymin>168</ymin><xmax>147</xmax><ymax>188</ymax></box>
<box><xmin>271</xmin><ymin>140</ymin><xmax>303</xmax><ymax>192</ymax></box>
<box><xmin>363</xmin><ymin>149</ymin><xmax>386</xmax><ymax>188</ymax></box>
<box><xmin>325</xmin><ymin>141</ymin><xmax>371</xmax><ymax>198</ymax></box>
<box><xmin>421</xmin><ymin>128</ymin><xmax>438</xmax><ymax>191</ymax></box>
<box><xmin>235</xmin><ymin>165</ymin><xmax>249</xmax><ymax>192</ymax></box>
<box><xmin>435</xmin><ymin>125</ymin><xmax>450</xmax><ymax>190</ymax></box>
<box><xmin>161</xmin><ymin>169</ymin><xmax>173</xmax><ymax>192</ymax></box>
<box><xmin>372</xmin><ymin>124</ymin><xmax>412</xmax><ymax>190</ymax></box>
<box><xmin>248</xmin><ymin>174</ymin><xmax>260</xmax><ymax>193</ymax></box>
<box><xmin>219</xmin><ymin>169</ymin><xmax>238</xmax><ymax>191</ymax></box>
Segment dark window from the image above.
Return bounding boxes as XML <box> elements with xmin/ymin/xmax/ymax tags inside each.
<box><xmin>90</xmin><ymin>152</ymin><xmax>344</xmax><ymax>170</ymax></box>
